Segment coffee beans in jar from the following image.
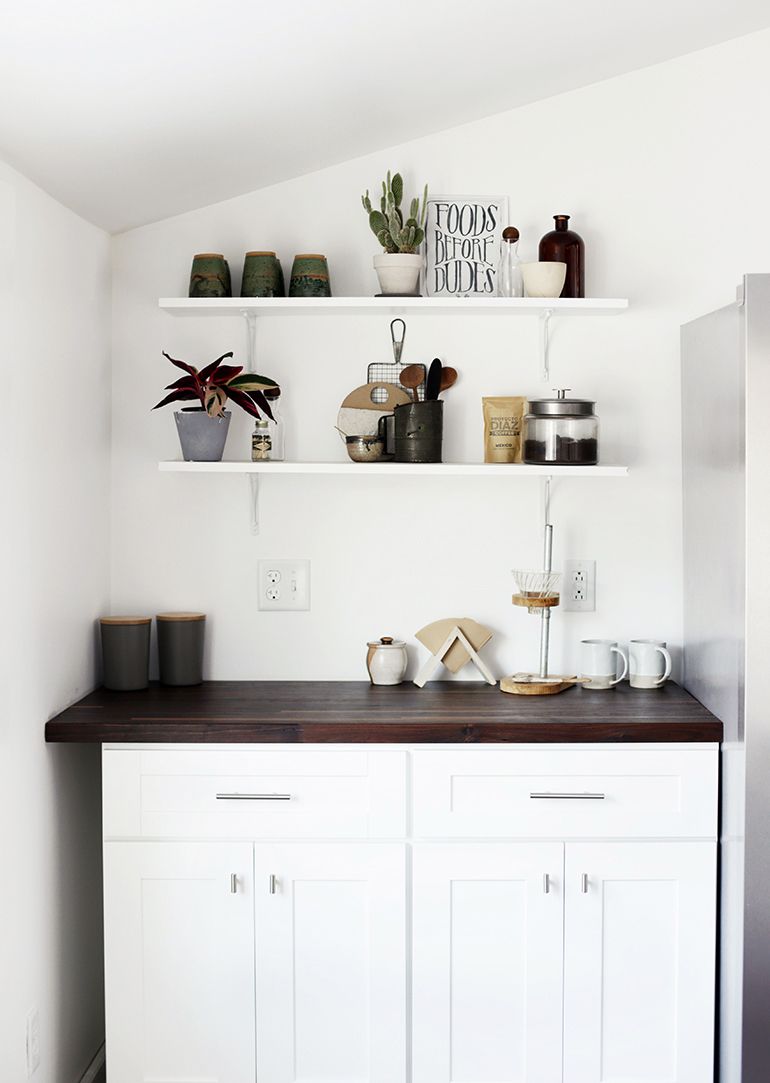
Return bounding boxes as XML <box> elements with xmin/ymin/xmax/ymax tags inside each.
<box><xmin>522</xmin><ymin>390</ymin><xmax>599</xmax><ymax>466</ymax></box>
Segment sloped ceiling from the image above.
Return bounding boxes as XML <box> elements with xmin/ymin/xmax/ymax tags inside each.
<box><xmin>3</xmin><ymin>0</ymin><xmax>770</xmax><ymax>233</ymax></box>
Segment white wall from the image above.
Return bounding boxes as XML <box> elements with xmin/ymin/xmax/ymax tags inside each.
<box><xmin>0</xmin><ymin>163</ymin><xmax>110</xmax><ymax>1081</ymax></box>
<box><xmin>110</xmin><ymin>29</ymin><xmax>770</xmax><ymax>682</ymax></box>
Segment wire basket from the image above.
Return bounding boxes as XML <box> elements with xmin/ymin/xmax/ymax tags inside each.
<box><xmin>511</xmin><ymin>569</ymin><xmax>562</xmax><ymax>613</ymax></box>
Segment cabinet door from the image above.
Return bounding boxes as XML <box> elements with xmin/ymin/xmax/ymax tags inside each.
<box><xmin>564</xmin><ymin>842</ymin><xmax>717</xmax><ymax>1083</ymax></box>
<box><xmin>254</xmin><ymin>842</ymin><xmax>406</xmax><ymax>1083</ymax></box>
<box><xmin>412</xmin><ymin>843</ymin><xmax>564</xmax><ymax>1083</ymax></box>
<box><xmin>103</xmin><ymin>841</ymin><xmax>255</xmax><ymax>1083</ymax></box>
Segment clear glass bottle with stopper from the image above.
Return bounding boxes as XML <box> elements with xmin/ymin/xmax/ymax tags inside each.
<box><xmin>496</xmin><ymin>226</ymin><xmax>523</xmax><ymax>297</ymax></box>
<box><xmin>264</xmin><ymin>386</ymin><xmax>284</xmax><ymax>461</ymax></box>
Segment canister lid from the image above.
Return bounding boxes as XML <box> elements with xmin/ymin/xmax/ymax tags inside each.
<box><xmin>367</xmin><ymin>636</ymin><xmax>405</xmax><ymax>648</ymax></box>
<box><xmin>156</xmin><ymin>612</ymin><xmax>206</xmax><ymax>622</ymax></box>
<box><xmin>100</xmin><ymin>616</ymin><xmax>151</xmax><ymax>625</ymax></box>
<box><xmin>245</xmin><ymin>251</ymin><xmax>276</xmax><ymax>257</ymax></box>
<box><xmin>528</xmin><ymin>388</ymin><xmax>595</xmax><ymax>417</ymax></box>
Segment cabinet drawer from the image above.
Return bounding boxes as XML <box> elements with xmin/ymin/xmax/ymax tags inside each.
<box><xmin>103</xmin><ymin>748</ymin><xmax>406</xmax><ymax>839</ymax></box>
<box><xmin>411</xmin><ymin>748</ymin><xmax>718</xmax><ymax>839</ymax></box>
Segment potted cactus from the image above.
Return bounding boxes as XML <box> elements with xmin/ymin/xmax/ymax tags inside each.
<box><xmin>153</xmin><ymin>350</ymin><xmax>279</xmax><ymax>462</ymax></box>
<box><xmin>362</xmin><ymin>172</ymin><xmax>428</xmax><ymax>296</ymax></box>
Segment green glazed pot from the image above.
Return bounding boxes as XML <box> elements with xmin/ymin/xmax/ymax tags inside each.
<box><xmin>240</xmin><ymin>251</ymin><xmax>285</xmax><ymax>297</ymax></box>
<box><xmin>189</xmin><ymin>253</ymin><xmax>232</xmax><ymax>298</ymax></box>
<box><xmin>289</xmin><ymin>253</ymin><xmax>331</xmax><ymax>298</ymax></box>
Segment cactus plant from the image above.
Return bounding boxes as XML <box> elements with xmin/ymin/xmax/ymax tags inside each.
<box><xmin>361</xmin><ymin>171</ymin><xmax>428</xmax><ymax>254</ymax></box>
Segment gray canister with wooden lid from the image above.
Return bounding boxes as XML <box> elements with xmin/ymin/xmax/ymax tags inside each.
<box><xmin>157</xmin><ymin>612</ymin><xmax>206</xmax><ymax>686</ymax></box>
<box><xmin>100</xmin><ymin>617</ymin><xmax>151</xmax><ymax>691</ymax></box>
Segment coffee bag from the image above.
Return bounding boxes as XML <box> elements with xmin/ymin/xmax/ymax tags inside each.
<box><xmin>482</xmin><ymin>396</ymin><xmax>527</xmax><ymax>463</ymax></box>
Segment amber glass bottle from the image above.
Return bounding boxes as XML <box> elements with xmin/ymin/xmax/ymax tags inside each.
<box><xmin>538</xmin><ymin>215</ymin><xmax>584</xmax><ymax>298</ymax></box>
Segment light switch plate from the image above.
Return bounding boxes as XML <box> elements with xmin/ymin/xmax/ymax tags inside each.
<box><xmin>258</xmin><ymin>560</ymin><xmax>310</xmax><ymax>611</ymax></box>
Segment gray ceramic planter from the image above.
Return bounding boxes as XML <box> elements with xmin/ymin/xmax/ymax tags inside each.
<box><xmin>174</xmin><ymin>409</ymin><xmax>231</xmax><ymax>461</ymax></box>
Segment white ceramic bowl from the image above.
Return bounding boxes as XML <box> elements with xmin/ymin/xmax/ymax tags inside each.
<box><xmin>521</xmin><ymin>261</ymin><xmax>567</xmax><ymax>298</ymax></box>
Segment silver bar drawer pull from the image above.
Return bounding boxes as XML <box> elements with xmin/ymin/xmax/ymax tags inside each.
<box><xmin>269</xmin><ymin>874</ymin><xmax>278</xmax><ymax>895</ymax></box>
<box><xmin>543</xmin><ymin>873</ymin><xmax>550</xmax><ymax>895</ymax></box>
<box><xmin>529</xmin><ymin>792</ymin><xmax>606</xmax><ymax>800</ymax></box>
<box><xmin>581</xmin><ymin>873</ymin><xmax>589</xmax><ymax>894</ymax></box>
<box><xmin>230</xmin><ymin>873</ymin><xmax>238</xmax><ymax>894</ymax></box>
<box><xmin>216</xmin><ymin>793</ymin><xmax>292</xmax><ymax>801</ymax></box>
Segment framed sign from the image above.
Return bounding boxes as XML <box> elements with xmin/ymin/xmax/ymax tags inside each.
<box><xmin>424</xmin><ymin>195</ymin><xmax>508</xmax><ymax>297</ymax></box>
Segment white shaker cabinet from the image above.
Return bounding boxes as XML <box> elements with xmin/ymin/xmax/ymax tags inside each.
<box><xmin>253</xmin><ymin>843</ymin><xmax>407</xmax><ymax>1083</ymax></box>
<box><xmin>103</xmin><ymin>841</ymin><xmax>256</xmax><ymax>1083</ymax></box>
<box><xmin>413</xmin><ymin>843</ymin><xmax>564</xmax><ymax>1083</ymax></box>
<box><xmin>102</xmin><ymin>742</ymin><xmax>718</xmax><ymax>1083</ymax></box>
<box><xmin>563</xmin><ymin>841</ymin><xmax>717</xmax><ymax>1083</ymax></box>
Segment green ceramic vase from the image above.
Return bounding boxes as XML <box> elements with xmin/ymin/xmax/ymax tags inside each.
<box><xmin>189</xmin><ymin>253</ymin><xmax>232</xmax><ymax>298</ymax></box>
<box><xmin>289</xmin><ymin>253</ymin><xmax>331</xmax><ymax>298</ymax></box>
<box><xmin>240</xmin><ymin>251</ymin><xmax>285</xmax><ymax>297</ymax></box>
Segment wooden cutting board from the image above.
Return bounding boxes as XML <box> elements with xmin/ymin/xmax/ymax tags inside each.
<box><xmin>337</xmin><ymin>382</ymin><xmax>410</xmax><ymax>437</ymax></box>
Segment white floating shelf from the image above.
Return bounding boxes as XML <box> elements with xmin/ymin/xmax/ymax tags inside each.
<box><xmin>159</xmin><ymin>296</ymin><xmax>628</xmax><ymax>318</ymax></box>
<box><xmin>159</xmin><ymin>460</ymin><xmax>629</xmax><ymax>478</ymax></box>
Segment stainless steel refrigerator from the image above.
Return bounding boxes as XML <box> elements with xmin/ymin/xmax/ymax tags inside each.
<box><xmin>682</xmin><ymin>273</ymin><xmax>770</xmax><ymax>1083</ymax></box>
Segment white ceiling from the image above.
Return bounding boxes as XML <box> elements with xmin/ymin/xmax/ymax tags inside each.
<box><xmin>3</xmin><ymin>0</ymin><xmax>769</xmax><ymax>233</ymax></box>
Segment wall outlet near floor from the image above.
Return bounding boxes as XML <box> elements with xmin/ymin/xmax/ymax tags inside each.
<box><xmin>562</xmin><ymin>559</ymin><xmax>596</xmax><ymax>612</ymax></box>
<box><xmin>258</xmin><ymin>560</ymin><xmax>310</xmax><ymax>611</ymax></box>
<box><xmin>26</xmin><ymin>1008</ymin><xmax>40</xmax><ymax>1077</ymax></box>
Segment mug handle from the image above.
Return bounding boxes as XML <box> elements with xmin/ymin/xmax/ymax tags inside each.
<box><xmin>610</xmin><ymin>646</ymin><xmax>629</xmax><ymax>685</ymax></box>
<box><xmin>654</xmin><ymin>645</ymin><xmax>673</xmax><ymax>685</ymax></box>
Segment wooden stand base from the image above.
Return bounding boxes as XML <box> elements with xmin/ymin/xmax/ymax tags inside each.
<box><xmin>500</xmin><ymin>673</ymin><xmax>582</xmax><ymax>696</ymax></box>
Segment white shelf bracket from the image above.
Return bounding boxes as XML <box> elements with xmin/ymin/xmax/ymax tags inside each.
<box><xmin>243</xmin><ymin>311</ymin><xmax>257</xmax><ymax>374</ymax></box>
<box><xmin>540</xmin><ymin>309</ymin><xmax>553</xmax><ymax>382</ymax></box>
<box><xmin>249</xmin><ymin>474</ymin><xmax>260</xmax><ymax>535</ymax></box>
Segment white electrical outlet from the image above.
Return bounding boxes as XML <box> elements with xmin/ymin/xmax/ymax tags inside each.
<box><xmin>562</xmin><ymin>559</ymin><xmax>596</xmax><ymax>612</ymax></box>
<box><xmin>258</xmin><ymin>560</ymin><xmax>310</xmax><ymax>611</ymax></box>
<box><xmin>26</xmin><ymin>1008</ymin><xmax>40</xmax><ymax>1077</ymax></box>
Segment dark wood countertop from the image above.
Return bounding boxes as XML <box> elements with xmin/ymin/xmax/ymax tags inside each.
<box><xmin>45</xmin><ymin>680</ymin><xmax>722</xmax><ymax>744</ymax></box>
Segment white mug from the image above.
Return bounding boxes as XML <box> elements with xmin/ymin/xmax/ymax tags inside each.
<box><xmin>580</xmin><ymin>639</ymin><xmax>628</xmax><ymax>690</ymax></box>
<box><xmin>629</xmin><ymin>639</ymin><xmax>672</xmax><ymax>689</ymax></box>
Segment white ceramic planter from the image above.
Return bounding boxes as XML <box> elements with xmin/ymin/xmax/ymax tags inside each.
<box><xmin>373</xmin><ymin>253</ymin><xmax>423</xmax><ymax>296</ymax></box>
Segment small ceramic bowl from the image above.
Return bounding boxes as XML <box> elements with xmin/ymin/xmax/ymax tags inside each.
<box><xmin>521</xmin><ymin>261</ymin><xmax>567</xmax><ymax>298</ymax></box>
<box><xmin>345</xmin><ymin>435</ymin><xmax>385</xmax><ymax>463</ymax></box>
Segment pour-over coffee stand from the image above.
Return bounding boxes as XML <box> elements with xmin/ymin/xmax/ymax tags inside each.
<box><xmin>501</xmin><ymin>481</ymin><xmax>580</xmax><ymax>695</ymax></box>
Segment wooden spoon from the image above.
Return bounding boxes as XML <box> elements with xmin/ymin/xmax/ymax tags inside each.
<box><xmin>439</xmin><ymin>366</ymin><xmax>458</xmax><ymax>395</ymax></box>
<box><xmin>399</xmin><ymin>364</ymin><xmax>424</xmax><ymax>403</ymax></box>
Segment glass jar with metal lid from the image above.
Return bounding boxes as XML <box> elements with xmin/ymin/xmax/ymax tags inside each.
<box><xmin>523</xmin><ymin>389</ymin><xmax>599</xmax><ymax>465</ymax></box>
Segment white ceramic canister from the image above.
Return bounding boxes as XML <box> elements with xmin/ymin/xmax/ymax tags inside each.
<box><xmin>366</xmin><ymin>637</ymin><xmax>408</xmax><ymax>685</ymax></box>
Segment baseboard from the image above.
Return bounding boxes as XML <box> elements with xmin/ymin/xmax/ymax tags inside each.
<box><xmin>78</xmin><ymin>1043</ymin><xmax>105</xmax><ymax>1083</ymax></box>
